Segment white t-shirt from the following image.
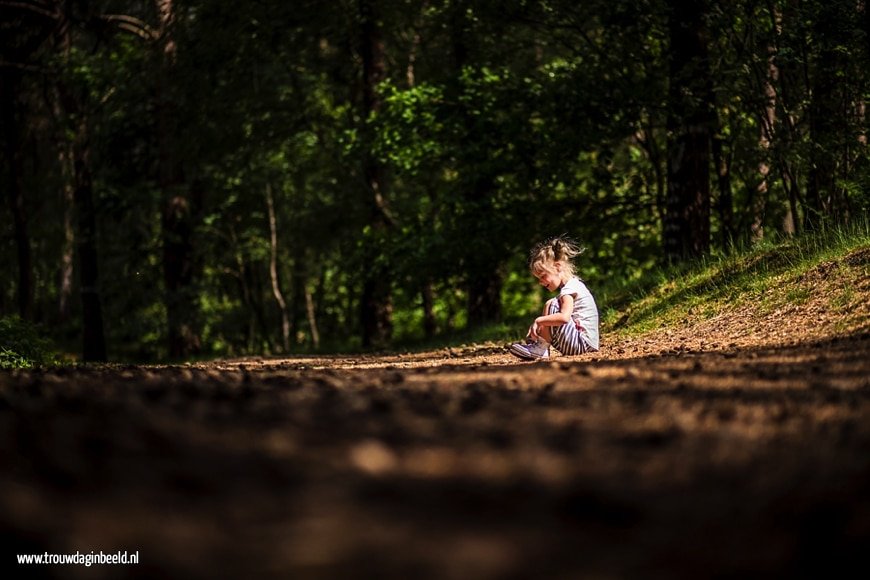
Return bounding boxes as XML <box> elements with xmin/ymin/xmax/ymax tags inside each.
<box><xmin>559</xmin><ymin>277</ymin><xmax>599</xmax><ymax>350</ymax></box>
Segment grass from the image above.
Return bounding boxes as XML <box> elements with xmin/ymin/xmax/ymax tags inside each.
<box><xmin>599</xmin><ymin>221</ymin><xmax>870</xmax><ymax>339</ymax></box>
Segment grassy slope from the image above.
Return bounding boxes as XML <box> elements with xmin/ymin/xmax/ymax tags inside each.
<box><xmin>601</xmin><ymin>226</ymin><xmax>870</xmax><ymax>343</ymax></box>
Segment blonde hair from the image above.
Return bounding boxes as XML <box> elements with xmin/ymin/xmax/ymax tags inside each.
<box><xmin>528</xmin><ymin>235</ymin><xmax>584</xmax><ymax>279</ymax></box>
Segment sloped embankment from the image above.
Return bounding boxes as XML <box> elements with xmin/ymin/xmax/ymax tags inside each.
<box><xmin>597</xmin><ymin>244</ymin><xmax>870</xmax><ymax>361</ymax></box>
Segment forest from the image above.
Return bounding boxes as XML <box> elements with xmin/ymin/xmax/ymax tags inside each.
<box><xmin>2</xmin><ymin>0</ymin><xmax>869</xmax><ymax>362</ymax></box>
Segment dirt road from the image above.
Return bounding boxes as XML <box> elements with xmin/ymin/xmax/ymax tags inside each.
<box><xmin>3</xmin><ymin>325</ymin><xmax>869</xmax><ymax>579</ymax></box>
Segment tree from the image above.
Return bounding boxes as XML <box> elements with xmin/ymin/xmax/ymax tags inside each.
<box><xmin>1</xmin><ymin>67</ymin><xmax>33</xmax><ymax>320</ymax></box>
<box><xmin>0</xmin><ymin>1</ymin><xmax>50</xmax><ymax>320</ymax></box>
<box><xmin>805</xmin><ymin>0</ymin><xmax>857</xmax><ymax>228</ymax></box>
<box><xmin>155</xmin><ymin>0</ymin><xmax>202</xmax><ymax>358</ymax></box>
<box><xmin>358</xmin><ymin>0</ymin><xmax>394</xmax><ymax>348</ymax></box>
<box><xmin>663</xmin><ymin>0</ymin><xmax>713</xmax><ymax>262</ymax></box>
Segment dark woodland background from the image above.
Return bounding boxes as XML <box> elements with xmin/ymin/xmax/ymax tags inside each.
<box><xmin>2</xmin><ymin>0</ymin><xmax>868</xmax><ymax>362</ymax></box>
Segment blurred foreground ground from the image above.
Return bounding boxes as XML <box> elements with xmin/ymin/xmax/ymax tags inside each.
<box><xmin>3</xmin><ymin>326</ymin><xmax>869</xmax><ymax>579</ymax></box>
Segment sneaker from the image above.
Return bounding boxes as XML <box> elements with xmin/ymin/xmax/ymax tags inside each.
<box><xmin>509</xmin><ymin>339</ymin><xmax>550</xmax><ymax>360</ymax></box>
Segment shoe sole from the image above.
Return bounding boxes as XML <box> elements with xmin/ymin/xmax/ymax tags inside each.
<box><xmin>509</xmin><ymin>344</ymin><xmax>548</xmax><ymax>360</ymax></box>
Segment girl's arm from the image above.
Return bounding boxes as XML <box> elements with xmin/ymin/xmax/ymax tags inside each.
<box><xmin>529</xmin><ymin>294</ymin><xmax>574</xmax><ymax>338</ymax></box>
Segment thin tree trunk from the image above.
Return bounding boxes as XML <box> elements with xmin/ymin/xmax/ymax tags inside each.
<box><xmin>753</xmin><ymin>68</ymin><xmax>773</xmax><ymax>243</ymax></box>
<box><xmin>72</xmin><ymin>115</ymin><xmax>107</xmax><ymax>361</ymax></box>
<box><xmin>49</xmin><ymin>9</ymin><xmax>75</xmax><ymax>322</ymax></box>
<box><xmin>232</xmin><ymin>237</ymin><xmax>256</xmax><ymax>352</ymax></box>
<box><xmin>636</xmin><ymin>121</ymin><xmax>666</xmax><ymax>226</ymax></box>
<box><xmin>806</xmin><ymin>2</ymin><xmax>847</xmax><ymax>228</ymax></box>
<box><xmin>663</xmin><ymin>0</ymin><xmax>712</xmax><ymax>262</ymax></box>
<box><xmin>1</xmin><ymin>69</ymin><xmax>34</xmax><ymax>320</ymax></box>
<box><xmin>862</xmin><ymin>1</ymin><xmax>870</xmax><ymax>148</ymax></box>
<box><xmin>291</xmin><ymin>254</ymin><xmax>307</xmax><ymax>345</ymax></box>
<box><xmin>751</xmin><ymin>169</ymin><xmax>768</xmax><ymax>243</ymax></box>
<box><xmin>162</xmin><ymin>192</ymin><xmax>201</xmax><ymax>357</ymax></box>
<box><xmin>48</xmin><ymin>9</ymin><xmax>106</xmax><ymax>360</ymax></box>
<box><xmin>156</xmin><ymin>0</ymin><xmax>200</xmax><ymax>358</ymax></box>
<box><xmin>406</xmin><ymin>24</ymin><xmax>422</xmax><ymax>87</ymax></box>
<box><xmin>422</xmin><ymin>280</ymin><xmax>436</xmax><ymax>339</ymax></box>
<box><xmin>467</xmin><ymin>271</ymin><xmax>503</xmax><ymax>327</ymax></box>
<box><xmin>448</xmin><ymin>3</ymin><xmax>503</xmax><ymax>326</ymax></box>
<box><xmin>58</xmin><ymin>143</ymin><xmax>76</xmax><ymax>321</ymax></box>
<box><xmin>776</xmin><ymin>163</ymin><xmax>802</xmax><ymax>235</ymax></box>
<box><xmin>266</xmin><ymin>184</ymin><xmax>290</xmax><ymax>352</ymax></box>
<box><xmin>304</xmin><ymin>286</ymin><xmax>320</xmax><ymax>349</ymax></box>
<box><xmin>711</xmin><ymin>112</ymin><xmax>734</xmax><ymax>247</ymax></box>
<box><xmin>251</xmin><ymin>260</ymin><xmax>272</xmax><ymax>353</ymax></box>
<box><xmin>359</xmin><ymin>0</ymin><xmax>393</xmax><ymax>348</ymax></box>
<box><xmin>766</xmin><ymin>38</ymin><xmax>797</xmax><ymax>238</ymax></box>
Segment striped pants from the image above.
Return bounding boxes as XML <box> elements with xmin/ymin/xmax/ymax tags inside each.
<box><xmin>547</xmin><ymin>299</ymin><xmax>593</xmax><ymax>356</ymax></box>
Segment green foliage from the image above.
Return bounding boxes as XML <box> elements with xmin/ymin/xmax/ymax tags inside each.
<box><xmin>375</xmin><ymin>82</ymin><xmax>446</xmax><ymax>173</ymax></box>
<box><xmin>0</xmin><ymin>317</ymin><xmax>57</xmax><ymax>369</ymax></box>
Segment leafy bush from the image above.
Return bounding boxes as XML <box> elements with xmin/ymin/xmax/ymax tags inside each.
<box><xmin>0</xmin><ymin>317</ymin><xmax>57</xmax><ymax>369</ymax></box>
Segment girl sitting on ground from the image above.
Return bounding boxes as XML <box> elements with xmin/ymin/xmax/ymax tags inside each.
<box><xmin>509</xmin><ymin>236</ymin><xmax>600</xmax><ymax>360</ymax></box>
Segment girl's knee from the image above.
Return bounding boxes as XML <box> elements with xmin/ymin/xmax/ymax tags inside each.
<box><xmin>544</xmin><ymin>298</ymin><xmax>559</xmax><ymax>315</ymax></box>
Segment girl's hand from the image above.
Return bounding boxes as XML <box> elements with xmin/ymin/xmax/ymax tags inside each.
<box><xmin>527</xmin><ymin>319</ymin><xmax>541</xmax><ymax>340</ymax></box>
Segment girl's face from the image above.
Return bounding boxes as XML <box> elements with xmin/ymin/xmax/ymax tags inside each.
<box><xmin>533</xmin><ymin>262</ymin><xmax>565</xmax><ymax>292</ymax></box>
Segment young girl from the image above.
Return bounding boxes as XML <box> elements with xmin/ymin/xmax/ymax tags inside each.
<box><xmin>509</xmin><ymin>236</ymin><xmax>600</xmax><ymax>360</ymax></box>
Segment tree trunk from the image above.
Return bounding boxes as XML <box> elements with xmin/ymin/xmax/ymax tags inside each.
<box><xmin>156</xmin><ymin>0</ymin><xmax>201</xmax><ymax>358</ymax></box>
<box><xmin>806</xmin><ymin>2</ymin><xmax>849</xmax><ymax>228</ymax></box>
<box><xmin>232</xmin><ymin>236</ymin><xmax>262</xmax><ymax>353</ymax></box>
<box><xmin>46</xmin><ymin>8</ymin><xmax>76</xmax><ymax>323</ymax></box>
<box><xmin>252</xmin><ymin>259</ymin><xmax>272</xmax><ymax>352</ymax></box>
<box><xmin>1</xmin><ymin>69</ymin><xmax>34</xmax><ymax>320</ymax></box>
<box><xmin>422</xmin><ymin>280</ymin><xmax>436</xmax><ymax>339</ymax></box>
<box><xmin>305</xmin><ymin>285</ymin><xmax>320</xmax><ymax>349</ymax></box>
<box><xmin>449</xmin><ymin>3</ymin><xmax>503</xmax><ymax>326</ymax></box>
<box><xmin>754</xmin><ymin>35</ymin><xmax>776</xmax><ymax>241</ymax></box>
<box><xmin>762</xmin><ymin>1</ymin><xmax>802</xmax><ymax>238</ymax></box>
<box><xmin>752</xmin><ymin>81</ymin><xmax>773</xmax><ymax>243</ymax></box>
<box><xmin>58</xmin><ymin>143</ymin><xmax>76</xmax><ymax>321</ymax></box>
<box><xmin>636</xmin><ymin>121</ymin><xmax>666</xmax><ymax>226</ymax></box>
<box><xmin>52</xmin><ymin>89</ymin><xmax>76</xmax><ymax>322</ymax></box>
<box><xmin>463</xmin><ymin>178</ymin><xmax>503</xmax><ymax>327</ymax></box>
<box><xmin>359</xmin><ymin>0</ymin><xmax>393</xmax><ymax>348</ymax></box>
<box><xmin>291</xmin><ymin>253</ymin><xmax>306</xmax><ymax>345</ymax></box>
<box><xmin>72</xmin><ymin>116</ymin><xmax>107</xmax><ymax>362</ymax></box>
<box><xmin>467</xmin><ymin>272</ymin><xmax>502</xmax><ymax>327</ymax></box>
<box><xmin>360</xmin><ymin>257</ymin><xmax>392</xmax><ymax>348</ymax></box>
<box><xmin>266</xmin><ymin>184</ymin><xmax>291</xmax><ymax>352</ymax></box>
<box><xmin>711</xmin><ymin>112</ymin><xmax>734</xmax><ymax>247</ymax></box>
<box><xmin>663</xmin><ymin>0</ymin><xmax>712</xmax><ymax>262</ymax></box>
<box><xmin>48</xmin><ymin>12</ymin><xmax>106</xmax><ymax>362</ymax></box>
<box><xmin>47</xmin><ymin>9</ymin><xmax>106</xmax><ymax>360</ymax></box>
